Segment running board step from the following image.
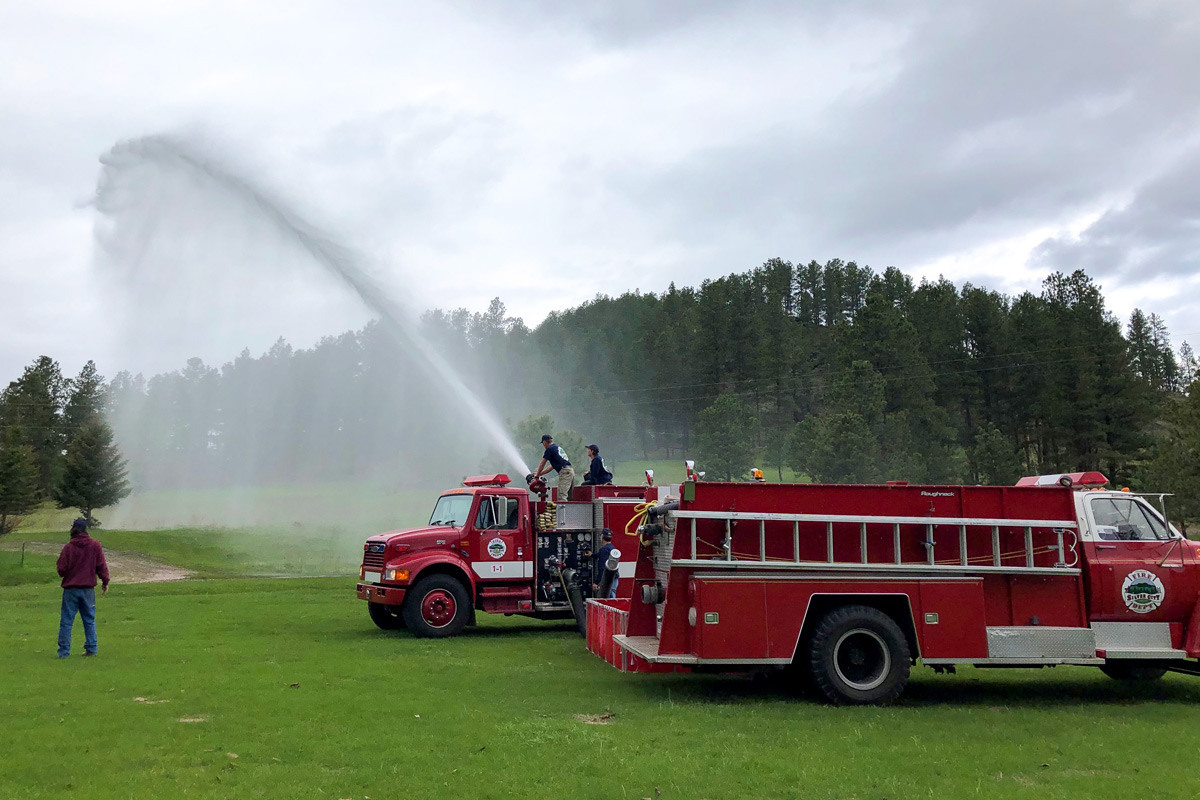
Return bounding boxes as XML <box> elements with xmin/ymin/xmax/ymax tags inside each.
<box><xmin>612</xmin><ymin>635</ymin><xmax>698</xmax><ymax>665</ymax></box>
<box><xmin>1093</xmin><ymin>622</ymin><xmax>1187</xmax><ymax>660</ymax></box>
<box><xmin>1101</xmin><ymin>649</ymin><xmax>1188</xmax><ymax>660</ymax></box>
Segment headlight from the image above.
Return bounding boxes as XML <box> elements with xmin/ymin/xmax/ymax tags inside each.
<box><xmin>384</xmin><ymin>568</ymin><xmax>409</xmax><ymax>582</ymax></box>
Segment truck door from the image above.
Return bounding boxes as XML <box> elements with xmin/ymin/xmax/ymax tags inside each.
<box><xmin>1082</xmin><ymin>495</ymin><xmax>1196</xmax><ymax>622</ymax></box>
<box><xmin>469</xmin><ymin>494</ymin><xmax>529</xmax><ymax>582</ymax></box>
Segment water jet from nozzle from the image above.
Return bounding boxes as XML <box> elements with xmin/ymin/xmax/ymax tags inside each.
<box><xmin>92</xmin><ymin>134</ymin><xmax>530</xmax><ymax>477</ymax></box>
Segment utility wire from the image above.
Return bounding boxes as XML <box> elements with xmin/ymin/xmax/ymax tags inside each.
<box><xmin>593</xmin><ymin>327</ymin><xmax>1200</xmax><ymax>398</ymax></box>
<box><xmin>617</xmin><ymin>352</ymin><xmax>1134</xmax><ymax>409</ymax></box>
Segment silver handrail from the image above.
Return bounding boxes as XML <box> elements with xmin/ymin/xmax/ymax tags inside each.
<box><xmin>670</xmin><ymin>509</ymin><xmax>1079</xmax><ymax>575</ymax></box>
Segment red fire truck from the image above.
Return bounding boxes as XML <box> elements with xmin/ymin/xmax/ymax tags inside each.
<box><xmin>356</xmin><ymin>474</ymin><xmax>651</xmax><ymax>636</ymax></box>
<box><xmin>586</xmin><ymin>472</ymin><xmax>1200</xmax><ymax>704</ymax></box>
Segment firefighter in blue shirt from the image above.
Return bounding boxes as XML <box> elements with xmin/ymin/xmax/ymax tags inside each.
<box><xmin>580</xmin><ymin>444</ymin><xmax>613</xmax><ymax>486</ymax></box>
<box><xmin>533</xmin><ymin>434</ymin><xmax>575</xmax><ymax>501</ymax></box>
<box><xmin>592</xmin><ymin>530</ymin><xmax>619</xmax><ymax>598</ymax></box>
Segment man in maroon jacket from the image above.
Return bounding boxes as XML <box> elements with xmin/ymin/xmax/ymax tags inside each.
<box><xmin>56</xmin><ymin>518</ymin><xmax>110</xmax><ymax>658</ymax></box>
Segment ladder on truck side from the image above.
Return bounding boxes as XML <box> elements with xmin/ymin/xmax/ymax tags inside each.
<box><xmin>617</xmin><ymin>508</ymin><xmax>1107</xmax><ymax>667</ymax></box>
<box><xmin>669</xmin><ymin>509</ymin><xmax>1081</xmax><ymax>574</ymax></box>
<box><xmin>619</xmin><ymin>508</ymin><xmax>1194</xmax><ymax>666</ymax></box>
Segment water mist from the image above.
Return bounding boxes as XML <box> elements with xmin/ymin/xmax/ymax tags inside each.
<box><xmin>93</xmin><ymin>134</ymin><xmax>531</xmax><ymax>480</ymax></box>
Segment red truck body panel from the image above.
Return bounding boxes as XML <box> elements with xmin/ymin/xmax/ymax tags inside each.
<box><xmin>588</xmin><ymin>479</ymin><xmax>1200</xmax><ymax>690</ymax></box>
<box><xmin>359</xmin><ymin>482</ymin><xmax>659</xmax><ymax>625</ymax></box>
<box><xmin>631</xmin><ymin>481</ymin><xmax>1083</xmax><ymax>661</ymax></box>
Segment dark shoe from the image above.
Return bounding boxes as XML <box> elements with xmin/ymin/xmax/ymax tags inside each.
<box><xmin>83</xmin><ymin>652</ymin><xmax>97</xmax><ymax>657</ymax></box>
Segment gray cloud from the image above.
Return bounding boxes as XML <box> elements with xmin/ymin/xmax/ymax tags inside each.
<box><xmin>1032</xmin><ymin>145</ymin><xmax>1200</xmax><ymax>280</ymax></box>
<box><xmin>468</xmin><ymin>0</ymin><xmax>766</xmax><ymax>46</ymax></box>
<box><xmin>612</xmin><ymin>1</ymin><xmax>1200</xmax><ymax>273</ymax></box>
<box><xmin>4</xmin><ymin>0</ymin><xmax>1200</xmax><ymax>380</ymax></box>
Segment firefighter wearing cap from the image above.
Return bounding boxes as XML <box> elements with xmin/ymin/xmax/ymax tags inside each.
<box><xmin>533</xmin><ymin>434</ymin><xmax>575</xmax><ymax>501</ymax></box>
<box><xmin>592</xmin><ymin>529</ymin><xmax>619</xmax><ymax>598</ymax></box>
<box><xmin>580</xmin><ymin>443</ymin><xmax>614</xmax><ymax>486</ymax></box>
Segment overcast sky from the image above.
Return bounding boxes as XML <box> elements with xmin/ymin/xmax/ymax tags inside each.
<box><xmin>3</xmin><ymin>0</ymin><xmax>1199</xmax><ymax>382</ymax></box>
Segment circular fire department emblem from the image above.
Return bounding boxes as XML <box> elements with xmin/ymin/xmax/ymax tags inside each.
<box><xmin>1122</xmin><ymin>570</ymin><xmax>1164</xmax><ymax>614</ymax></box>
<box><xmin>487</xmin><ymin>537</ymin><xmax>507</xmax><ymax>559</ymax></box>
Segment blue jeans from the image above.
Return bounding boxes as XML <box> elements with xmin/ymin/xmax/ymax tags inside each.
<box><xmin>58</xmin><ymin>588</ymin><xmax>97</xmax><ymax>657</ymax></box>
<box><xmin>606</xmin><ymin>577</ymin><xmax>619</xmax><ymax>599</ymax></box>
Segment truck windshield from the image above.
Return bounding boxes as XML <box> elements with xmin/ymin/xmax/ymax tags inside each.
<box><xmin>428</xmin><ymin>494</ymin><xmax>473</xmax><ymax>528</ymax></box>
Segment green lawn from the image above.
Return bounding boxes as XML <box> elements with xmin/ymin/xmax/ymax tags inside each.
<box><xmin>5</xmin><ymin>526</ymin><xmax>362</xmax><ymax>579</ymax></box>
<box><xmin>0</xmin><ymin>550</ymin><xmax>58</xmax><ymax>587</ymax></box>
<box><xmin>5</xmin><ymin>464</ymin><xmax>801</xmax><ymax>581</ymax></box>
<box><xmin>7</xmin><ymin>482</ymin><xmax>442</xmax><ymax>579</ymax></box>
<box><xmin>3</xmin><ymin>574</ymin><xmax>1200</xmax><ymax>799</ymax></box>
<box><xmin>12</xmin><ymin>461</ymin><xmax>802</xmax><ymax>542</ymax></box>
<box><xmin>16</xmin><ymin>481</ymin><xmax>435</xmax><ymax>537</ymax></box>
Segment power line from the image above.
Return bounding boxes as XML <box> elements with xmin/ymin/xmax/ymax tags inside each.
<box><xmin>594</xmin><ymin>327</ymin><xmax>1200</xmax><ymax>399</ymax></box>
<box><xmin>617</xmin><ymin>352</ymin><xmax>1132</xmax><ymax>409</ymax></box>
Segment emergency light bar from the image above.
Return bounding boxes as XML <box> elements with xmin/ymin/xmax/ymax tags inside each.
<box><xmin>462</xmin><ymin>474</ymin><xmax>512</xmax><ymax>487</ymax></box>
<box><xmin>1015</xmin><ymin>471</ymin><xmax>1108</xmax><ymax>488</ymax></box>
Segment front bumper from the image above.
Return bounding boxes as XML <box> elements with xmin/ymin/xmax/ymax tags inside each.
<box><xmin>357</xmin><ymin>583</ymin><xmax>407</xmax><ymax>606</ymax></box>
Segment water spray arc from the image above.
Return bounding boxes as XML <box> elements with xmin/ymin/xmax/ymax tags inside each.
<box><xmin>94</xmin><ymin>135</ymin><xmax>530</xmax><ymax>477</ymax></box>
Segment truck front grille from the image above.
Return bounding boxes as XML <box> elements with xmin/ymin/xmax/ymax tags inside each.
<box><xmin>363</xmin><ymin>543</ymin><xmax>386</xmax><ymax>570</ymax></box>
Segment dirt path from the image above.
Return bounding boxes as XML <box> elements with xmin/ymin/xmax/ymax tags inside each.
<box><xmin>1</xmin><ymin>541</ymin><xmax>194</xmax><ymax>584</ymax></box>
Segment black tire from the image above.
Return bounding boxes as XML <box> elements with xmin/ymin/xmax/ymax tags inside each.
<box><xmin>808</xmin><ymin>605</ymin><xmax>911</xmax><ymax>705</ymax></box>
<box><xmin>402</xmin><ymin>575</ymin><xmax>472</xmax><ymax>638</ymax></box>
<box><xmin>368</xmin><ymin>602</ymin><xmax>405</xmax><ymax>631</ymax></box>
<box><xmin>1100</xmin><ymin>661</ymin><xmax>1167</xmax><ymax>682</ymax></box>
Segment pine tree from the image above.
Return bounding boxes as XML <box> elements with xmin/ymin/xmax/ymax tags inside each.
<box><xmin>63</xmin><ymin>360</ymin><xmax>106</xmax><ymax>433</ymax></box>
<box><xmin>0</xmin><ymin>356</ymin><xmax>66</xmax><ymax>496</ymax></box>
<box><xmin>54</xmin><ymin>416</ymin><xmax>130</xmax><ymax>527</ymax></box>
<box><xmin>0</xmin><ymin>427</ymin><xmax>40</xmax><ymax>536</ymax></box>
<box><xmin>1180</xmin><ymin>342</ymin><xmax>1198</xmax><ymax>390</ymax></box>
<box><xmin>511</xmin><ymin>413</ymin><xmax>558</xmax><ymax>474</ymax></box>
<box><xmin>789</xmin><ymin>412</ymin><xmax>880</xmax><ymax>483</ymax></box>
<box><xmin>1148</xmin><ymin>313</ymin><xmax>1179</xmax><ymax>391</ymax></box>
<box><xmin>1141</xmin><ymin>390</ymin><xmax>1200</xmax><ymax>533</ymax></box>
<box><xmin>695</xmin><ymin>394</ymin><xmax>760</xmax><ymax>481</ymax></box>
<box><xmin>972</xmin><ymin>423</ymin><xmax>1021</xmax><ymax>485</ymax></box>
<box><xmin>1127</xmin><ymin>309</ymin><xmax>1153</xmax><ymax>383</ymax></box>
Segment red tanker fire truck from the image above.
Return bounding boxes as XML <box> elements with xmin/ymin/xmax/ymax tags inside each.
<box><xmin>586</xmin><ymin>472</ymin><xmax>1200</xmax><ymax>704</ymax></box>
<box><xmin>356</xmin><ymin>474</ymin><xmax>653</xmax><ymax>636</ymax></box>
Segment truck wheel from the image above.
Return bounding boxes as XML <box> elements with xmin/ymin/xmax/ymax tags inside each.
<box><xmin>368</xmin><ymin>602</ymin><xmax>406</xmax><ymax>631</ymax></box>
<box><xmin>1100</xmin><ymin>662</ymin><xmax>1167</xmax><ymax>682</ymax></box>
<box><xmin>808</xmin><ymin>605</ymin><xmax>910</xmax><ymax>705</ymax></box>
<box><xmin>403</xmin><ymin>575</ymin><xmax>471</xmax><ymax>638</ymax></box>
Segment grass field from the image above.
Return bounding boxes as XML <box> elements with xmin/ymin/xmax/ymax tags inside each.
<box><xmin>16</xmin><ymin>460</ymin><xmax>773</xmax><ymax>540</ymax></box>
<box><xmin>0</xmin><ymin>550</ymin><xmax>59</xmax><ymax>587</ymax></box>
<box><xmin>7</xmin><ymin>471</ymin><xmax>1200</xmax><ymax>796</ymax></box>
<box><xmin>4</xmin><ymin>573</ymin><xmax>1200</xmax><ymax>799</ymax></box>
<box><xmin>5</xmin><ymin>526</ymin><xmax>364</xmax><ymax>579</ymax></box>
<box><xmin>3</xmin><ymin>460</ymin><xmax>789</xmax><ymax>582</ymax></box>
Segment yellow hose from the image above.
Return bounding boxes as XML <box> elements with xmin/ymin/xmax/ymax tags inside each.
<box><xmin>625</xmin><ymin>502</ymin><xmax>655</xmax><ymax>542</ymax></box>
